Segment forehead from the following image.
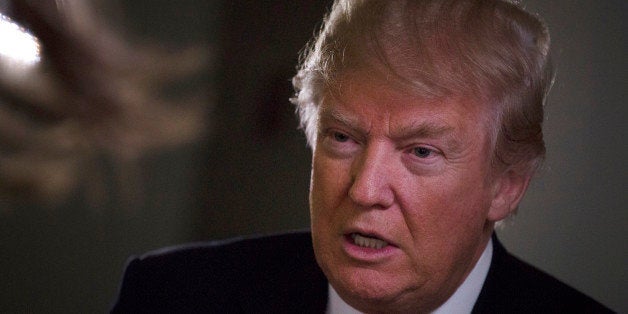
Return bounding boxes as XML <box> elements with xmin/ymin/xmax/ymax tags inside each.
<box><xmin>320</xmin><ymin>78</ymin><xmax>489</xmax><ymax>136</ymax></box>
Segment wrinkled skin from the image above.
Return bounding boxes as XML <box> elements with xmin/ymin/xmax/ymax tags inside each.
<box><xmin>310</xmin><ymin>79</ymin><xmax>529</xmax><ymax>313</ymax></box>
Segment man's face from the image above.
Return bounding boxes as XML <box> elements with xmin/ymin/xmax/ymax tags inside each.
<box><xmin>309</xmin><ymin>79</ymin><xmax>505</xmax><ymax>312</ymax></box>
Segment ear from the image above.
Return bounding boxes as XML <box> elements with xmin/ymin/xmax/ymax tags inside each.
<box><xmin>487</xmin><ymin>169</ymin><xmax>532</xmax><ymax>222</ymax></box>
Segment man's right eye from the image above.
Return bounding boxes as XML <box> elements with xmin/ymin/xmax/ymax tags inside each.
<box><xmin>333</xmin><ymin>132</ymin><xmax>350</xmax><ymax>142</ymax></box>
<box><xmin>320</xmin><ymin>130</ymin><xmax>360</xmax><ymax>158</ymax></box>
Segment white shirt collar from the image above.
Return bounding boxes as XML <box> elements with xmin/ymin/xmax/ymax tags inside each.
<box><xmin>326</xmin><ymin>238</ymin><xmax>493</xmax><ymax>314</ymax></box>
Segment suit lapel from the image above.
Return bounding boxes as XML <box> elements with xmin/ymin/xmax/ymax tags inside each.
<box><xmin>238</xmin><ymin>231</ymin><xmax>329</xmax><ymax>313</ymax></box>
<box><xmin>472</xmin><ymin>234</ymin><xmax>534</xmax><ymax>313</ymax></box>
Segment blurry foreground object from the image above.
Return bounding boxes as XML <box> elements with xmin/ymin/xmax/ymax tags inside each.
<box><xmin>0</xmin><ymin>0</ymin><xmax>209</xmax><ymax>205</ymax></box>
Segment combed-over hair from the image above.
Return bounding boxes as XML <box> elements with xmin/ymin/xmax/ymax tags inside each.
<box><xmin>291</xmin><ymin>0</ymin><xmax>554</xmax><ymax>175</ymax></box>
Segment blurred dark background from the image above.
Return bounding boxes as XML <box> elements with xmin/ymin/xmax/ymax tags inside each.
<box><xmin>0</xmin><ymin>0</ymin><xmax>625</xmax><ymax>313</ymax></box>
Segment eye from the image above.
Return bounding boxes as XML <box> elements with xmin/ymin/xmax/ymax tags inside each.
<box><xmin>333</xmin><ymin>132</ymin><xmax>350</xmax><ymax>142</ymax></box>
<box><xmin>403</xmin><ymin>145</ymin><xmax>443</xmax><ymax>173</ymax></box>
<box><xmin>319</xmin><ymin>129</ymin><xmax>360</xmax><ymax>158</ymax></box>
<box><xmin>412</xmin><ymin>146</ymin><xmax>433</xmax><ymax>158</ymax></box>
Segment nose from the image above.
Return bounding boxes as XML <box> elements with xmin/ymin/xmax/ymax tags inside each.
<box><xmin>348</xmin><ymin>143</ymin><xmax>395</xmax><ymax>209</ymax></box>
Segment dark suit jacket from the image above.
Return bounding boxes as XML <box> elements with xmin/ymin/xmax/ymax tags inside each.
<box><xmin>111</xmin><ymin>231</ymin><xmax>612</xmax><ymax>313</ymax></box>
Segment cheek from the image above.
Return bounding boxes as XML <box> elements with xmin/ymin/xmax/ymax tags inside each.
<box><xmin>402</xmin><ymin>173</ymin><xmax>492</xmax><ymax>243</ymax></box>
<box><xmin>400</xmin><ymin>183</ymin><xmax>491</xmax><ymax>275</ymax></box>
<box><xmin>310</xmin><ymin>156</ymin><xmax>343</xmax><ymax>228</ymax></box>
<box><xmin>309</xmin><ymin>155</ymin><xmax>351</xmax><ymax>262</ymax></box>
<box><xmin>310</xmin><ymin>154</ymin><xmax>351</xmax><ymax>205</ymax></box>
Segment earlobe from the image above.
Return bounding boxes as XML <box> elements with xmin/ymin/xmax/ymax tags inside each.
<box><xmin>487</xmin><ymin>169</ymin><xmax>532</xmax><ymax>222</ymax></box>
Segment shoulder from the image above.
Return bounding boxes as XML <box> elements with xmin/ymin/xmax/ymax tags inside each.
<box><xmin>131</xmin><ymin>229</ymin><xmax>315</xmax><ymax>270</ymax></box>
<box><xmin>111</xmin><ymin>230</ymin><xmax>327</xmax><ymax>313</ymax></box>
<box><xmin>473</xmin><ymin>236</ymin><xmax>614</xmax><ymax>313</ymax></box>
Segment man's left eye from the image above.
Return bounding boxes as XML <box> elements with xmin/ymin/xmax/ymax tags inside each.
<box><xmin>413</xmin><ymin>147</ymin><xmax>433</xmax><ymax>158</ymax></box>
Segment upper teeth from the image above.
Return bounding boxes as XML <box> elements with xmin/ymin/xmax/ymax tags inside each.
<box><xmin>352</xmin><ymin>233</ymin><xmax>388</xmax><ymax>249</ymax></box>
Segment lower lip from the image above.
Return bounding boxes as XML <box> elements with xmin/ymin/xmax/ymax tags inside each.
<box><xmin>342</xmin><ymin>234</ymin><xmax>398</xmax><ymax>262</ymax></box>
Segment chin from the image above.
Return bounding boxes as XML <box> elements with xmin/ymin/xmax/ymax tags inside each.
<box><xmin>329</xmin><ymin>266</ymin><xmax>450</xmax><ymax>313</ymax></box>
<box><xmin>331</xmin><ymin>269</ymin><xmax>412</xmax><ymax>310</ymax></box>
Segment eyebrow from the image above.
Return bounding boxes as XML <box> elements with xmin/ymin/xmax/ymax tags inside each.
<box><xmin>318</xmin><ymin>107</ymin><xmax>364</xmax><ymax>132</ymax></box>
<box><xmin>393</xmin><ymin>121</ymin><xmax>455</xmax><ymax>140</ymax></box>
<box><xmin>319</xmin><ymin>106</ymin><xmax>464</xmax><ymax>151</ymax></box>
<box><xmin>393</xmin><ymin>121</ymin><xmax>464</xmax><ymax>152</ymax></box>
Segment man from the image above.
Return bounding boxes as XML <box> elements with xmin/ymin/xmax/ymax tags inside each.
<box><xmin>111</xmin><ymin>0</ymin><xmax>612</xmax><ymax>312</ymax></box>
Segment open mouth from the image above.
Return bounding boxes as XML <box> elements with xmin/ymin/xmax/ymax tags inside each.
<box><xmin>349</xmin><ymin>233</ymin><xmax>389</xmax><ymax>249</ymax></box>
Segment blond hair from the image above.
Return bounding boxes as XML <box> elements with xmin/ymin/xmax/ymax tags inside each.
<box><xmin>292</xmin><ymin>0</ymin><xmax>554</xmax><ymax>175</ymax></box>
